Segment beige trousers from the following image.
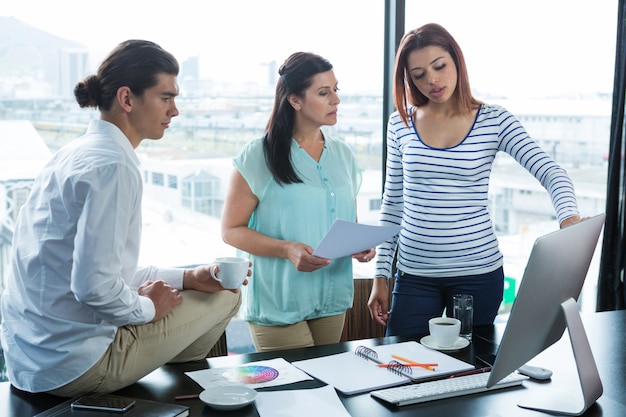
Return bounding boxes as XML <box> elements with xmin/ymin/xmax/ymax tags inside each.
<box><xmin>49</xmin><ymin>290</ymin><xmax>241</xmax><ymax>397</ymax></box>
<box><xmin>248</xmin><ymin>312</ymin><xmax>346</xmax><ymax>352</ymax></box>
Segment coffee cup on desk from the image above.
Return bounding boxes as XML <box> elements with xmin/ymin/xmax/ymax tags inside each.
<box><xmin>209</xmin><ymin>257</ymin><xmax>250</xmax><ymax>289</ymax></box>
<box><xmin>428</xmin><ymin>317</ymin><xmax>461</xmax><ymax>348</ymax></box>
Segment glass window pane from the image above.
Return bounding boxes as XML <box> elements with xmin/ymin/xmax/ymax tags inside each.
<box><xmin>0</xmin><ymin>1</ymin><xmax>386</xmax><ymax>354</ymax></box>
<box><xmin>1</xmin><ymin>0</ymin><xmax>384</xmax><ymax>269</ymax></box>
<box><xmin>404</xmin><ymin>0</ymin><xmax>617</xmax><ymax>313</ymax></box>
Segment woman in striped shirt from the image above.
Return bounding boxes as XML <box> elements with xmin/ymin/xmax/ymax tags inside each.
<box><xmin>368</xmin><ymin>23</ymin><xmax>584</xmax><ymax>336</ymax></box>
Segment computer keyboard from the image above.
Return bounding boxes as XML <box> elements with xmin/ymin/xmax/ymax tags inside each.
<box><xmin>370</xmin><ymin>371</ymin><xmax>528</xmax><ymax>406</ymax></box>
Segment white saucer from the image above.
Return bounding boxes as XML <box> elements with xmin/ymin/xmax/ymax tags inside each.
<box><xmin>199</xmin><ymin>385</ymin><xmax>257</xmax><ymax>410</ymax></box>
<box><xmin>420</xmin><ymin>335</ymin><xmax>470</xmax><ymax>351</ymax></box>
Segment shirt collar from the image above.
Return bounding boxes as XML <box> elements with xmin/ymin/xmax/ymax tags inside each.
<box><xmin>86</xmin><ymin>119</ymin><xmax>140</xmax><ymax>166</ymax></box>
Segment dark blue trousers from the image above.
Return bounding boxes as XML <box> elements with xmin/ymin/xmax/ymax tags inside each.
<box><xmin>385</xmin><ymin>267</ymin><xmax>505</xmax><ymax>337</ymax></box>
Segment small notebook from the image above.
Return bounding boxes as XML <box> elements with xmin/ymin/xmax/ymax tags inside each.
<box><xmin>292</xmin><ymin>341</ymin><xmax>474</xmax><ymax>395</ymax></box>
<box><xmin>34</xmin><ymin>395</ymin><xmax>189</xmax><ymax>417</ymax></box>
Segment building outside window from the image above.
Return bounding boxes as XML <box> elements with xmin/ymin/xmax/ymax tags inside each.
<box><xmin>0</xmin><ymin>0</ymin><xmax>618</xmax><ymax>359</ymax></box>
<box><xmin>181</xmin><ymin>172</ymin><xmax>221</xmax><ymax>217</ymax></box>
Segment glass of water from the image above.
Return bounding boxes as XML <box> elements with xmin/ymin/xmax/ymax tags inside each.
<box><xmin>453</xmin><ymin>294</ymin><xmax>474</xmax><ymax>341</ymax></box>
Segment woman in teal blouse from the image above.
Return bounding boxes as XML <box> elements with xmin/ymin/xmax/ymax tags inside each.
<box><xmin>221</xmin><ymin>52</ymin><xmax>375</xmax><ymax>352</ymax></box>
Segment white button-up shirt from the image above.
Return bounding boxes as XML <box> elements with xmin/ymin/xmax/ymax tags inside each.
<box><xmin>1</xmin><ymin>119</ymin><xmax>183</xmax><ymax>392</ymax></box>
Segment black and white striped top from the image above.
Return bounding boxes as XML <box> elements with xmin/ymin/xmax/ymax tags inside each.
<box><xmin>375</xmin><ymin>104</ymin><xmax>579</xmax><ymax>279</ymax></box>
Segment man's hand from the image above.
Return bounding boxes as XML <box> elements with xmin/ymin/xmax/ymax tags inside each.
<box><xmin>138</xmin><ymin>280</ymin><xmax>182</xmax><ymax>322</ymax></box>
<box><xmin>183</xmin><ymin>264</ymin><xmax>250</xmax><ymax>293</ymax></box>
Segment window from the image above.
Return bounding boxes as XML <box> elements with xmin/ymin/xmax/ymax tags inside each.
<box><xmin>404</xmin><ymin>0</ymin><xmax>617</xmax><ymax>313</ymax></box>
<box><xmin>150</xmin><ymin>172</ymin><xmax>164</xmax><ymax>187</ymax></box>
<box><xmin>1</xmin><ymin>1</ymin><xmax>384</xmax><ymax>263</ymax></box>
<box><xmin>0</xmin><ymin>0</ymin><xmax>386</xmax><ymax>357</ymax></box>
<box><xmin>0</xmin><ymin>1</ymin><xmax>616</xmax><ymax>357</ymax></box>
<box><xmin>180</xmin><ymin>172</ymin><xmax>221</xmax><ymax>217</ymax></box>
<box><xmin>369</xmin><ymin>198</ymin><xmax>382</xmax><ymax>212</ymax></box>
<box><xmin>167</xmin><ymin>174</ymin><xmax>177</xmax><ymax>189</ymax></box>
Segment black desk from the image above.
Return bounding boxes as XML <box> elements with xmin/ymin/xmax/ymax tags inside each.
<box><xmin>3</xmin><ymin>310</ymin><xmax>626</xmax><ymax>417</ymax></box>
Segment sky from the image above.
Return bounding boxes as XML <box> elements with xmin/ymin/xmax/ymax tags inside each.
<box><xmin>1</xmin><ymin>0</ymin><xmax>619</xmax><ymax>98</ymax></box>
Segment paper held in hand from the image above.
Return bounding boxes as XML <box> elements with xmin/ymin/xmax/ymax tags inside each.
<box><xmin>312</xmin><ymin>219</ymin><xmax>402</xmax><ymax>259</ymax></box>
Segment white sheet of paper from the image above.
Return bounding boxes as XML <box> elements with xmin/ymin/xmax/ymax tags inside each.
<box><xmin>291</xmin><ymin>341</ymin><xmax>474</xmax><ymax>395</ymax></box>
<box><xmin>185</xmin><ymin>357</ymin><xmax>313</xmax><ymax>390</ymax></box>
<box><xmin>313</xmin><ymin>219</ymin><xmax>402</xmax><ymax>259</ymax></box>
<box><xmin>255</xmin><ymin>385</ymin><xmax>352</xmax><ymax>417</ymax></box>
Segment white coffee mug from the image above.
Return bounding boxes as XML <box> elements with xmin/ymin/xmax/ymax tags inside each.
<box><xmin>428</xmin><ymin>317</ymin><xmax>461</xmax><ymax>348</ymax></box>
<box><xmin>209</xmin><ymin>257</ymin><xmax>249</xmax><ymax>289</ymax></box>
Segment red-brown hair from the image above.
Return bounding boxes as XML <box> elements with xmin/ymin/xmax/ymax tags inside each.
<box><xmin>393</xmin><ymin>23</ymin><xmax>481</xmax><ymax>126</ymax></box>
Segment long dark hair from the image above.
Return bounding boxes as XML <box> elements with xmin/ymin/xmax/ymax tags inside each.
<box><xmin>263</xmin><ymin>52</ymin><xmax>333</xmax><ymax>184</ymax></box>
<box><xmin>73</xmin><ymin>39</ymin><xmax>179</xmax><ymax>111</ymax></box>
<box><xmin>394</xmin><ymin>23</ymin><xmax>481</xmax><ymax>126</ymax></box>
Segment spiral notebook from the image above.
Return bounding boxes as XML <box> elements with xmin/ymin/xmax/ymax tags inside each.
<box><xmin>292</xmin><ymin>341</ymin><xmax>474</xmax><ymax>395</ymax></box>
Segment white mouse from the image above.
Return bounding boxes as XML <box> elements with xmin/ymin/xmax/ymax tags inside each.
<box><xmin>517</xmin><ymin>364</ymin><xmax>553</xmax><ymax>380</ymax></box>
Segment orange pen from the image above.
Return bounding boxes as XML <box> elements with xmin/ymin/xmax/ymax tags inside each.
<box><xmin>391</xmin><ymin>354</ymin><xmax>438</xmax><ymax>371</ymax></box>
<box><xmin>378</xmin><ymin>363</ymin><xmax>438</xmax><ymax>368</ymax></box>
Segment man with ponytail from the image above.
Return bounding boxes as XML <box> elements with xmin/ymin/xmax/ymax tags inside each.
<box><xmin>1</xmin><ymin>40</ymin><xmax>242</xmax><ymax>397</ymax></box>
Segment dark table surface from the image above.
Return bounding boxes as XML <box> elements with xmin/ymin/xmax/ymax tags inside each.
<box><xmin>3</xmin><ymin>310</ymin><xmax>626</xmax><ymax>417</ymax></box>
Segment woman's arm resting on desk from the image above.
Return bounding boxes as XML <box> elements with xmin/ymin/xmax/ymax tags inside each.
<box><xmin>221</xmin><ymin>169</ymin><xmax>331</xmax><ymax>272</ymax></box>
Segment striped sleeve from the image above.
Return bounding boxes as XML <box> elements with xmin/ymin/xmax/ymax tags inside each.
<box><xmin>374</xmin><ymin>105</ymin><xmax>580</xmax><ymax>279</ymax></box>
<box><xmin>495</xmin><ymin>106</ymin><xmax>580</xmax><ymax>223</ymax></box>
<box><xmin>375</xmin><ymin>113</ymin><xmax>406</xmax><ymax>278</ymax></box>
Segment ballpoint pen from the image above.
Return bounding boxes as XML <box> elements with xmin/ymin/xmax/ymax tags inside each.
<box><xmin>174</xmin><ymin>394</ymin><xmax>200</xmax><ymax>400</ymax></box>
<box><xmin>448</xmin><ymin>366</ymin><xmax>492</xmax><ymax>378</ymax></box>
